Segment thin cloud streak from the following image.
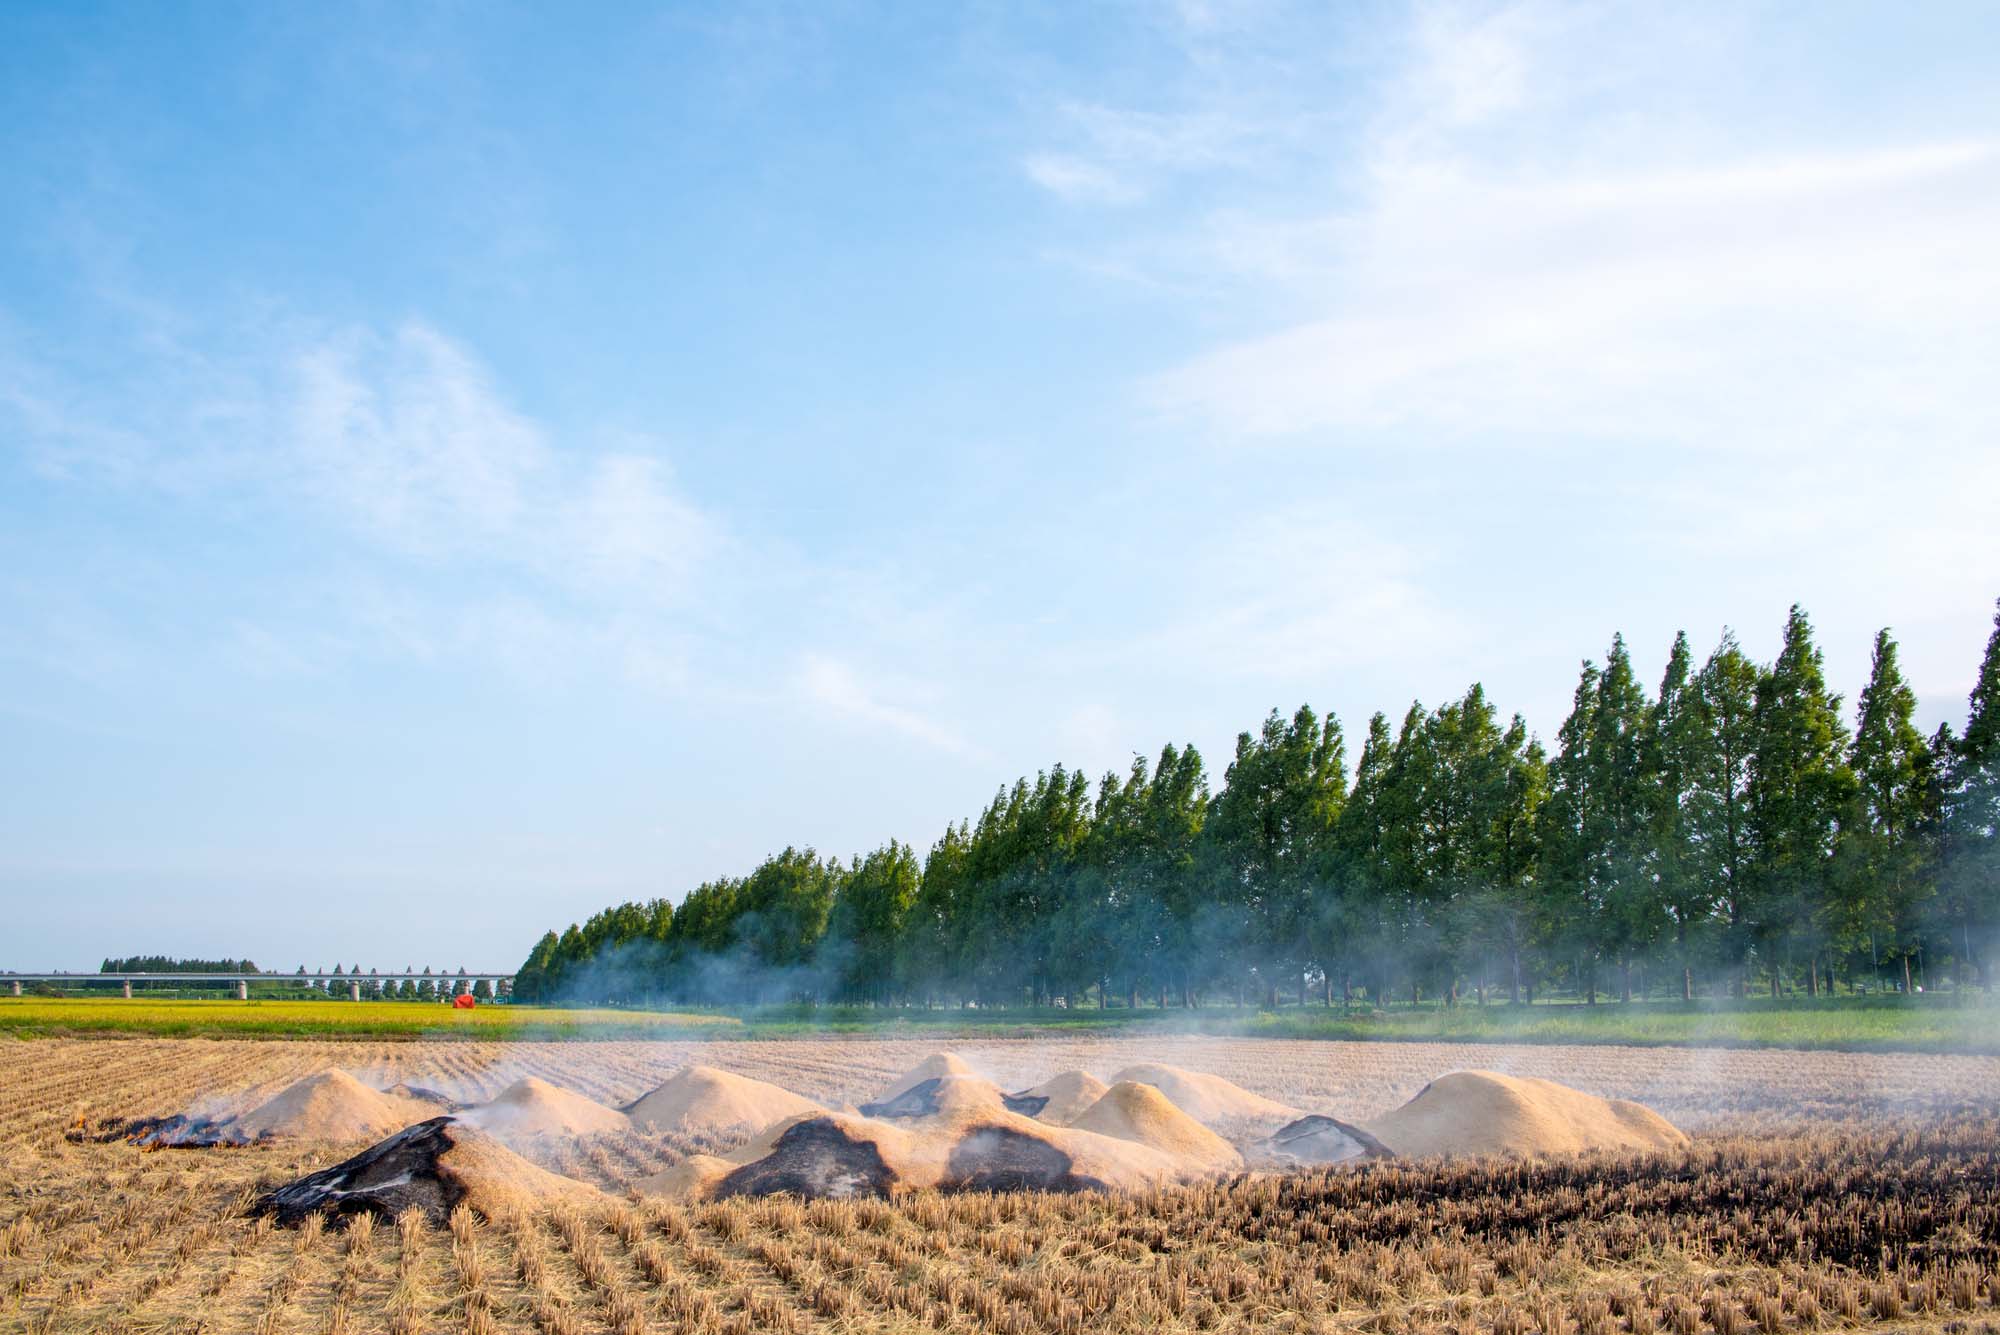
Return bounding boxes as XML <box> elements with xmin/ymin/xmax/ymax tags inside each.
<box><xmin>795</xmin><ymin>652</ymin><xmax>980</xmax><ymax>758</ymax></box>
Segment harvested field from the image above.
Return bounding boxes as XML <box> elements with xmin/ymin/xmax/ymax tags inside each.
<box><xmin>3</xmin><ymin>1035</ymin><xmax>1997</xmax><ymax>1333</ymax></box>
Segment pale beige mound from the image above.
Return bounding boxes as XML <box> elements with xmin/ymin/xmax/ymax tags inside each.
<box><xmin>625</xmin><ymin>1065</ymin><xmax>825</xmax><ymax>1140</ymax></box>
<box><xmin>876</xmin><ymin>1052</ymin><xmax>977</xmax><ymax>1101</ymax></box>
<box><xmin>433</xmin><ymin>1123</ymin><xmax>610</xmax><ymax>1217</ymax></box>
<box><xmin>1068</xmin><ymin>1081</ymin><xmax>1243</xmax><ymax>1172</ymax></box>
<box><xmin>461</xmin><ymin>1076</ymin><xmax>629</xmax><ymax>1140</ymax></box>
<box><xmin>638</xmin><ymin>1094</ymin><xmax>1213</xmax><ymax>1202</ymax></box>
<box><xmin>1013</xmin><ymin>1070</ymin><xmax>1110</xmax><ymax>1124</ymax></box>
<box><xmin>259</xmin><ymin>1118</ymin><xmax>606</xmax><ymax>1225</ymax></box>
<box><xmin>862</xmin><ymin>1074</ymin><xmax>1010</xmax><ymax>1120</ymax></box>
<box><xmin>233</xmin><ymin>1070</ymin><xmax>442</xmax><ymax>1142</ymax></box>
<box><xmin>1109</xmin><ymin>1062</ymin><xmax>1301</xmax><ymax>1135</ymax></box>
<box><xmin>1362</xmin><ymin>1071</ymin><xmax>1690</xmax><ymax>1159</ymax></box>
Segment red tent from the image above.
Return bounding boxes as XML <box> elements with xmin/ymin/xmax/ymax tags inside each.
<box><xmin>452</xmin><ymin>992</ymin><xmax>476</xmax><ymax>1009</ymax></box>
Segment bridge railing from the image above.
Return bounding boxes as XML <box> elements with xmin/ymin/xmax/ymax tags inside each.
<box><xmin>2</xmin><ymin>973</ymin><xmax>516</xmax><ymax>999</ymax></box>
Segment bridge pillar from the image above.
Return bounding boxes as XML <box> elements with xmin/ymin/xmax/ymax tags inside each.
<box><xmin>10</xmin><ymin>981</ymin><xmax>19</xmax><ymax>997</ymax></box>
<box><xmin>350</xmin><ymin>981</ymin><xmax>362</xmax><ymax>1002</ymax></box>
<box><xmin>237</xmin><ymin>980</ymin><xmax>249</xmax><ymax>1001</ymax></box>
<box><xmin>122</xmin><ymin>979</ymin><xmax>133</xmax><ymax>998</ymax></box>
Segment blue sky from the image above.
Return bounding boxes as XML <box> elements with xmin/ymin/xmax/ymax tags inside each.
<box><xmin>4</xmin><ymin>1</ymin><xmax>1997</xmax><ymax>971</ymax></box>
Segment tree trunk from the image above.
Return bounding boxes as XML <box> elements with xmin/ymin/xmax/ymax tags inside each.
<box><xmin>1620</xmin><ymin>959</ymin><xmax>1632</xmax><ymax>1004</ymax></box>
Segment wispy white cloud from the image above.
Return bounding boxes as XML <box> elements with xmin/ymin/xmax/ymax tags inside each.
<box><xmin>1141</xmin><ymin>509</ymin><xmax>1455</xmax><ymax>684</ymax></box>
<box><xmin>3</xmin><ymin>311</ymin><xmax>723</xmax><ymax>690</ymax></box>
<box><xmin>794</xmin><ymin>652</ymin><xmax>977</xmax><ymax>756</ymax></box>
<box><xmin>1022</xmin><ymin>153</ymin><xmax>1143</xmax><ymax>204</ymax></box>
<box><xmin>1150</xmin><ymin>141</ymin><xmax>2000</xmax><ymax>447</ymax></box>
<box><xmin>288</xmin><ymin>323</ymin><xmax>715</xmax><ymax>595</ymax></box>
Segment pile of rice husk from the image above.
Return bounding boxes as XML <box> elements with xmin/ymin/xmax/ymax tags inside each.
<box><xmin>861</xmin><ymin>1074</ymin><xmax>1015</xmax><ymax>1120</ymax></box>
<box><xmin>257</xmin><ymin>1117</ymin><xmax>606</xmax><ymax>1225</ymax></box>
<box><xmin>1109</xmin><ymin>1062</ymin><xmax>1301</xmax><ymax>1136</ymax></box>
<box><xmin>624</xmin><ymin>1065</ymin><xmax>826</xmax><ymax>1140</ymax></box>
<box><xmin>1362</xmin><ymin>1071</ymin><xmax>1690</xmax><ymax>1159</ymax></box>
<box><xmin>1258</xmin><ymin>1114</ymin><xmax>1392</xmax><ymax>1167</ymax></box>
<box><xmin>232</xmin><ymin>1070</ymin><xmax>444</xmax><ymax>1143</ymax></box>
<box><xmin>876</xmin><ymin>1052</ymin><xmax>978</xmax><ymax>1101</ymax></box>
<box><xmin>1008</xmin><ymin>1071</ymin><xmax>1110</xmax><ymax>1124</ymax></box>
<box><xmin>1066</xmin><ymin>1081</ymin><xmax>1243</xmax><ymax>1172</ymax></box>
<box><xmin>460</xmin><ymin>1076</ymin><xmax>629</xmax><ymax>1141</ymax></box>
<box><xmin>640</xmin><ymin>1074</ymin><xmax>1213</xmax><ymax>1202</ymax></box>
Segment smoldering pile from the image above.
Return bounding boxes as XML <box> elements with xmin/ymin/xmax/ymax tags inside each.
<box><xmin>122</xmin><ymin>1071</ymin><xmax>449</xmax><ymax>1147</ymax></box>
<box><xmin>256</xmin><ymin>1117</ymin><xmax>608</xmax><ymax>1225</ymax></box>
<box><xmin>629</xmin><ymin>1054</ymin><xmax>1690</xmax><ymax>1203</ymax></box>
<box><xmin>181</xmin><ymin>1052</ymin><xmax>1689</xmax><ymax>1223</ymax></box>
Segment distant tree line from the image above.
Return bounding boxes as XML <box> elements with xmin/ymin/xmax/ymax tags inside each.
<box><xmin>280</xmin><ymin>965</ymin><xmax>502</xmax><ymax>1001</ymax></box>
<box><xmin>516</xmin><ymin>602</ymin><xmax>2000</xmax><ymax>1010</ymax></box>
<box><xmin>89</xmin><ymin>959</ymin><xmax>505</xmax><ymax>1001</ymax></box>
<box><xmin>100</xmin><ymin>956</ymin><xmax>260</xmax><ymax>973</ymax></box>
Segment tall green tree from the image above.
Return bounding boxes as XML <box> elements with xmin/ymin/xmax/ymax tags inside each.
<box><xmin>829</xmin><ymin>841</ymin><xmax>920</xmax><ymax>1004</ymax></box>
<box><xmin>1645</xmin><ymin>631</ymin><xmax>1711</xmax><ymax>999</ymax></box>
<box><xmin>1746</xmin><ymin>605</ymin><xmax>1855</xmax><ymax>996</ymax></box>
<box><xmin>1541</xmin><ymin>638</ymin><xmax>1654</xmax><ymax>1003</ymax></box>
<box><xmin>901</xmin><ymin>822</ymin><xmax>970</xmax><ymax>1004</ymax></box>
<box><xmin>1399</xmin><ymin>685</ymin><xmax>1515</xmax><ymax>1003</ymax></box>
<box><xmin>1690</xmin><ymin>630</ymin><xmax>1765</xmax><ymax>995</ymax></box>
<box><xmin>1207</xmin><ymin>705</ymin><xmax>1345</xmax><ymax>1005</ymax></box>
<box><xmin>735</xmin><ymin>847</ymin><xmax>840</xmax><ymax>996</ymax></box>
<box><xmin>1329</xmin><ymin>712</ymin><xmax>1397</xmax><ymax>1006</ymax></box>
<box><xmin>1942</xmin><ymin>600</ymin><xmax>2000</xmax><ymax>989</ymax></box>
<box><xmin>1842</xmin><ymin>628</ymin><xmax>1931</xmax><ymax>990</ymax></box>
<box><xmin>1472</xmin><ymin>714</ymin><xmax>1547</xmax><ymax>1002</ymax></box>
<box><xmin>1144</xmin><ymin>743</ymin><xmax>1211</xmax><ymax>1007</ymax></box>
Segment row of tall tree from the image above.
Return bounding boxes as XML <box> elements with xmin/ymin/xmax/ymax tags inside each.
<box><xmin>515</xmin><ymin>603</ymin><xmax>2000</xmax><ymax>1009</ymax></box>
<box><xmin>291</xmin><ymin>966</ymin><xmax>503</xmax><ymax>1000</ymax></box>
<box><xmin>99</xmin><ymin>956</ymin><xmax>261</xmax><ymax>973</ymax></box>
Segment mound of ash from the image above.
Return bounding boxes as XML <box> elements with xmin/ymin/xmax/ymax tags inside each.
<box><xmin>1259</xmin><ymin>1114</ymin><xmax>1392</xmax><ymax>1166</ymax></box>
<box><xmin>1011</xmin><ymin>1070</ymin><xmax>1110</xmax><ymax>1124</ymax></box>
<box><xmin>1362</xmin><ymin>1070</ymin><xmax>1692</xmax><ymax>1159</ymax></box>
<box><xmin>624</xmin><ymin>1065</ymin><xmax>826</xmax><ymax>1140</ymax></box>
<box><xmin>1108</xmin><ymin>1062</ymin><xmax>1301</xmax><ymax>1137</ymax></box>
<box><xmin>255</xmin><ymin>1117</ymin><xmax>606</xmax><ymax>1226</ymax></box>
<box><xmin>459</xmin><ymin>1076</ymin><xmax>628</xmax><ymax>1141</ymax></box>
